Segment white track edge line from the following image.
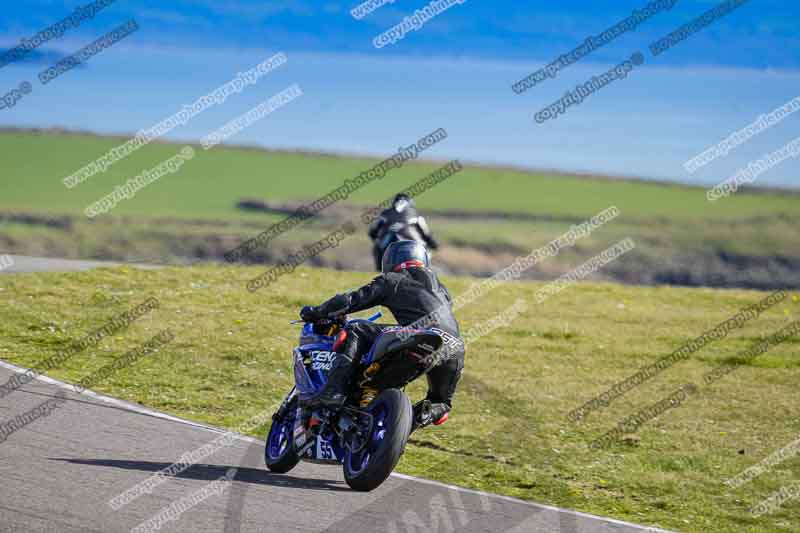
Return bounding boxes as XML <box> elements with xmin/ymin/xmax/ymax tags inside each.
<box><xmin>0</xmin><ymin>359</ymin><xmax>257</xmax><ymax>444</ymax></box>
<box><xmin>0</xmin><ymin>358</ymin><xmax>673</xmax><ymax>532</ymax></box>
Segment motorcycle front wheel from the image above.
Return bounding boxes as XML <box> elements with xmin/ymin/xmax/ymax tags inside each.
<box><xmin>343</xmin><ymin>388</ymin><xmax>412</xmax><ymax>491</ymax></box>
<box><xmin>265</xmin><ymin>398</ymin><xmax>301</xmax><ymax>474</ymax></box>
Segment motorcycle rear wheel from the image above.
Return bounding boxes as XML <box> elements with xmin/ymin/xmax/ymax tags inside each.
<box><xmin>343</xmin><ymin>388</ymin><xmax>412</xmax><ymax>491</ymax></box>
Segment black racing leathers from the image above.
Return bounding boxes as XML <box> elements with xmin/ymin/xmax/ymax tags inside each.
<box><xmin>315</xmin><ymin>267</ymin><xmax>458</xmax><ymax>336</ymax></box>
<box><xmin>311</xmin><ymin>267</ymin><xmax>464</xmax><ymax>410</ymax></box>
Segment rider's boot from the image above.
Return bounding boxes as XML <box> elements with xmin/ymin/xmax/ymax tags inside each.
<box><xmin>314</xmin><ymin>353</ymin><xmax>354</xmax><ymax>408</ymax></box>
<box><xmin>411</xmin><ymin>400</ymin><xmax>450</xmax><ymax>432</ymax></box>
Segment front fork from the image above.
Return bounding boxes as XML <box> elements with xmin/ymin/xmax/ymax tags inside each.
<box><xmin>272</xmin><ymin>387</ymin><xmax>314</xmax><ymax>456</ymax></box>
<box><xmin>273</xmin><ymin>387</ymin><xmax>297</xmax><ymax>422</ymax></box>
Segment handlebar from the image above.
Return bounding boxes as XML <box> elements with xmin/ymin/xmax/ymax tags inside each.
<box><xmin>290</xmin><ymin>311</ymin><xmax>382</xmax><ymax>325</ymax></box>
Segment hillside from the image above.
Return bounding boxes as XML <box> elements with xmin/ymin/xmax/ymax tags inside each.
<box><xmin>1</xmin><ymin>129</ymin><xmax>799</xmax><ymax>289</ymax></box>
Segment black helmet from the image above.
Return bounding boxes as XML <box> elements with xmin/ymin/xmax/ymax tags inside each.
<box><xmin>382</xmin><ymin>241</ymin><xmax>430</xmax><ymax>273</ymax></box>
<box><xmin>392</xmin><ymin>193</ymin><xmax>415</xmax><ymax>211</ymax></box>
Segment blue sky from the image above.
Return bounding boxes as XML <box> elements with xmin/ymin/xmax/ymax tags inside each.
<box><xmin>5</xmin><ymin>0</ymin><xmax>799</xmax><ymax>69</ymax></box>
<box><xmin>2</xmin><ymin>0</ymin><xmax>799</xmax><ymax>187</ymax></box>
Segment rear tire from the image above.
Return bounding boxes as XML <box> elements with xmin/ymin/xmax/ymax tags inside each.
<box><xmin>343</xmin><ymin>389</ymin><xmax>412</xmax><ymax>491</ymax></box>
<box><xmin>265</xmin><ymin>400</ymin><xmax>301</xmax><ymax>474</ymax></box>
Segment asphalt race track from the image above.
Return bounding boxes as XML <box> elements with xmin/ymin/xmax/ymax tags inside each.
<box><xmin>0</xmin><ymin>258</ymin><xmax>673</xmax><ymax>533</ymax></box>
<box><xmin>0</xmin><ymin>256</ymin><xmax>161</xmax><ymax>275</ymax></box>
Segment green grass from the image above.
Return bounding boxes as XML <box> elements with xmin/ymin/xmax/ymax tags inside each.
<box><xmin>2</xmin><ymin>130</ymin><xmax>799</xmax><ymax>222</ymax></box>
<box><xmin>1</xmin><ymin>265</ymin><xmax>798</xmax><ymax>532</ymax></box>
<box><xmin>3</xmin><ymin>130</ymin><xmax>800</xmax><ymax>290</ymax></box>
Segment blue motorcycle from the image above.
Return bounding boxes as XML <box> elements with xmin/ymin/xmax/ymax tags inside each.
<box><xmin>265</xmin><ymin>311</ymin><xmax>445</xmax><ymax>491</ymax></box>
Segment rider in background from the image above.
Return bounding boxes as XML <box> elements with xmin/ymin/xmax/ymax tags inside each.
<box><xmin>300</xmin><ymin>241</ymin><xmax>463</xmax><ymax>431</ymax></box>
<box><xmin>368</xmin><ymin>193</ymin><xmax>440</xmax><ymax>271</ymax></box>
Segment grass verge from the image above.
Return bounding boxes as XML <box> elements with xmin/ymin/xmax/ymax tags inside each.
<box><xmin>0</xmin><ymin>266</ymin><xmax>798</xmax><ymax>531</ymax></box>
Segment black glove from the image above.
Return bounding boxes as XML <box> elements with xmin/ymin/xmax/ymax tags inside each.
<box><xmin>300</xmin><ymin>305</ymin><xmax>322</xmax><ymax>322</ymax></box>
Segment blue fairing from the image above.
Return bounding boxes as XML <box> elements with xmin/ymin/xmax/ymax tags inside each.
<box><xmin>294</xmin><ymin>314</ymin><xmax>434</xmax><ymax>401</ymax></box>
<box><xmin>294</xmin><ymin>324</ymin><xmax>336</xmax><ymax>401</ymax></box>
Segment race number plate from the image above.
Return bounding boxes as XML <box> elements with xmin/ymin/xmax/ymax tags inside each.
<box><xmin>315</xmin><ymin>437</ymin><xmax>338</xmax><ymax>461</ymax></box>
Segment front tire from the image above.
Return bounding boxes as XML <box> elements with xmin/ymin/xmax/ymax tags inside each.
<box><xmin>265</xmin><ymin>400</ymin><xmax>301</xmax><ymax>474</ymax></box>
<box><xmin>343</xmin><ymin>389</ymin><xmax>412</xmax><ymax>491</ymax></box>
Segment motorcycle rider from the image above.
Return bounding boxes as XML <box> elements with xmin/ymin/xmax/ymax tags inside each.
<box><xmin>368</xmin><ymin>193</ymin><xmax>440</xmax><ymax>272</ymax></box>
<box><xmin>300</xmin><ymin>240</ymin><xmax>463</xmax><ymax>431</ymax></box>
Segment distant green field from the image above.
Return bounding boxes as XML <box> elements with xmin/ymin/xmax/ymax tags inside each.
<box><xmin>2</xmin><ymin>130</ymin><xmax>799</xmax><ymax>221</ymax></box>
